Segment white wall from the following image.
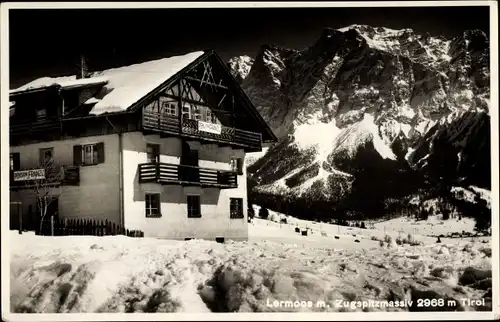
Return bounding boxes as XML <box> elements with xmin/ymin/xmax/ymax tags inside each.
<box><xmin>9</xmin><ymin>134</ymin><xmax>121</xmax><ymax>224</ymax></box>
<box><xmin>122</xmin><ymin>132</ymin><xmax>248</xmax><ymax>241</ymax></box>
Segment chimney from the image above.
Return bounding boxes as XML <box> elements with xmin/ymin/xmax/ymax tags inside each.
<box><xmin>77</xmin><ymin>54</ymin><xmax>89</xmax><ymax>79</ymax></box>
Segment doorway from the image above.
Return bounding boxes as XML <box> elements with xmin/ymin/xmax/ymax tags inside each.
<box><xmin>180</xmin><ymin>141</ymin><xmax>200</xmax><ymax>183</ymax></box>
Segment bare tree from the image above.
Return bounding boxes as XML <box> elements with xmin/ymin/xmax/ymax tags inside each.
<box><xmin>24</xmin><ymin>154</ymin><xmax>65</xmax><ymax>234</ymax></box>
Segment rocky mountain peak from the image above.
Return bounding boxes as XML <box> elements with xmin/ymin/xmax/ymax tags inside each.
<box><xmin>228</xmin><ymin>55</ymin><xmax>254</xmax><ymax>84</ymax></box>
<box><xmin>231</xmin><ymin>24</ymin><xmax>491</xmax><ymax>218</ymax></box>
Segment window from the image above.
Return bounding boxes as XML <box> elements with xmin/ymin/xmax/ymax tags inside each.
<box><xmin>230</xmin><ymin>198</ymin><xmax>244</xmax><ymax>219</ymax></box>
<box><xmin>36</xmin><ymin>108</ymin><xmax>47</xmax><ymax>120</ymax></box>
<box><xmin>230</xmin><ymin>157</ymin><xmax>244</xmax><ymax>175</ymax></box>
<box><xmin>10</xmin><ymin>153</ymin><xmax>20</xmax><ymax>171</ymax></box>
<box><xmin>83</xmin><ymin>144</ymin><xmax>98</xmax><ymax>165</ymax></box>
<box><xmin>161</xmin><ymin>102</ymin><xmax>178</xmax><ymax>117</ymax></box>
<box><xmin>205</xmin><ymin>109</ymin><xmax>218</xmax><ymax>124</ymax></box>
<box><xmin>193</xmin><ymin>106</ymin><xmax>202</xmax><ymax>121</ymax></box>
<box><xmin>39</xmin><ymin>148</ymin><xmax>54</xmax><ymax>166</ymax></box>
<box><xmin>73</xmin><ymin>143</ymin><xmax>104</xmax><ymax>166</ymax></box>
<box><xmin>182</xmin><ymin>104</ymin><xmax>191</xmax><ymax>120</ymax></box>
<box><xmin>146</xmin><ymin>144</ymin><xmax>160</xmax><ymax>163</ymax></box>
<box><xmin>145</xmin><ymin>193</ymin><xmax>161</xmax><ymax>218</ymax></box>
<box><xmin>181</xmin><ymin>104</ymin><xmax>203</xmax><ymax>121</ymax></box>
<box><xmin>187</xmin><ymin>195</ymin><xmax>201</xmax><ymax>218</ymax></box>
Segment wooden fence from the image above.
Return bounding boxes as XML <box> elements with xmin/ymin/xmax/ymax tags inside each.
<box><xmin>37</xmin><ymin>217</ymin><xmax>144</xmax><ymax>237</ymax></box>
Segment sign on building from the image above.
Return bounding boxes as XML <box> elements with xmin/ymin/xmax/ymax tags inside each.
<box><xmin>13</xmin><ymin>169</ymin><xmax>46</xmax><ymax>181</ymax></box>
<box><xmin>198</xmin><ymin>121</ymin><xmax>222</xmax><ymax>135</ymax></box>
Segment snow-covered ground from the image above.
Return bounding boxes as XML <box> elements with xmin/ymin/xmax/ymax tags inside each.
<box><xmin>250</xmin><ymin>205</ymin><xmax>488</xmax><ymax>247</ymax></box>
<box><xmin>372</xmin><ymin>215</ymin><xmax>478</xmax><ymax>239</ymax></box>
<box><xmin>9</xmin><ymin>208</ymin><xmax>492</xmax><ymax>313</ymax></box>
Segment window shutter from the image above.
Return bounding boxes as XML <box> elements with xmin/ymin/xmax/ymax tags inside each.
<box><xmin>237</xmin><ymin>158</ymin><xmax>244</xmax><ymax>175</ymax></box>
<box><xmin>13</xmin><ymin>153</ymin><xmax>20</xmax><ymax>171</ymax></box>
<box><xmin>96</xmin><ymin>142</ymin><xmax>105</xmax><ymax>164</ymax></box>
<box><xmin>73</xmin><ymin>145</ymin><xmax>82</xmax><ymax>166</ymax></box>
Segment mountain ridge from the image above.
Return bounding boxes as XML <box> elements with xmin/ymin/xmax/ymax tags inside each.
<box><xmin>229</xmin><ymin>24</ymin><xmax>490</xmax><ymax>220</ymax></box>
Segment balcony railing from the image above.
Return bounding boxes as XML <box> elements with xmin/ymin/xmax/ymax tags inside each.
<box><xmin>10</xmin><ymin>116</ymin><xmax>61</xmax><ymax>136</ymax></box>
<box><xmin>10</xmin><ymin>165</ymin><xmax>80</xmax><ymax>189</ymax></box>
<box><xmin>141</xmin><ymin>110</ymin><xmax>262</xmax><ymax>148</ymax></box>
<box><xmin>138</xmin><ymin>162</ymin><xmax>238</xmax><ymax>189</ymax></box>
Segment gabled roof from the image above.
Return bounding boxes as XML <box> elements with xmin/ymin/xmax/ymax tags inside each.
<box><xmin>10</xmin><ymin>52</ymin><xmax>204</xmax><ymax>115</ymax></box>
<box><xmin>10</xmin><ymin>50</ymin><xmax>278</xmax><ymax>143</ymax></box>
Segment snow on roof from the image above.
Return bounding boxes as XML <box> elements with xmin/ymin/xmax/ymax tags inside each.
<box><xmin>84</xmin><ymin>97</ymin><xmax>101</xmax><ymax>105</ymax></box>
<box><xmin>10</xmin><ymin>76</ymin><xmax>109</xmax><ymax>94</ymax></box>
<box><xmin>10</xmin><ymin>51</ymin><xmax>205</xmax><ymax>115</ymax></box>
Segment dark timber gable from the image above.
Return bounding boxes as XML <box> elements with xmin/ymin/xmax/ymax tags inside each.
<box><xmin>137</xmin><ymin>50</ymin><xmax>277</xmax><ymax>151</ymax></box>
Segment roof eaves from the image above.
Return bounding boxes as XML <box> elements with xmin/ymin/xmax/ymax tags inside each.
<box><xmin>61</xmin><ymin>80</ymin><xmax>109</xmax><ymax>91</ymax></box>
<box><xmin>9</xmin><ymin>84</ymin><xmax>62</xmax><ymax>97</ymax></box>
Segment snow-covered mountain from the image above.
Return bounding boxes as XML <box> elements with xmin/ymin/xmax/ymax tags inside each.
<box><xmin>228</xmin><ymin>55</ymin><xmax>254</xmax><ymax>84</ymax></box>
<box><xmin>231</xmin><ymin>25</ymin><xmax>490</xmax><ymax>217</ymax></box>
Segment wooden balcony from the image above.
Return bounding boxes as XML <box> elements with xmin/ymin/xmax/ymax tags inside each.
<box><xmin>138</xmin><ymin>162</ymin><xmax>238</xmax><ymax>189</ymax></box>
<box><xmin>141</xmin><ymin>110</ymin><xmax>262</xmax><ymax>149</ymax></box>
<box><xmin>10</xmin><ymin>116</ymin><xmax>61</xmax><ymax>136</ymax></box>
<box><xmin>10</xmin><ymin>165</ymin><xmax>80</xmax><ymax>189</ymax></box>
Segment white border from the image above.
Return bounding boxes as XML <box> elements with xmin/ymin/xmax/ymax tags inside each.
<box><xmin>489</xmin><ymin>2</ymin><xmax>499</xmax><ymax>320</ymax></box>
<box><xmin>1</xmin><ymin>1</ymin><xmax>498</xmax><ymax>321</ymax></box>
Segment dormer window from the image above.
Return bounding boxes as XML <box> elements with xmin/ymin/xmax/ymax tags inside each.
<box><xmin>36</xmin><ymin>108</ymin><xmax>47</xmax><ymax>120</ymax></box>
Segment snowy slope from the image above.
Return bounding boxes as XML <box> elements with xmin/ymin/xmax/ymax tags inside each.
<box><xmin>249</xmin><ymin>205</ymin><xmax>486</xmax><ymax>247</ymax></box>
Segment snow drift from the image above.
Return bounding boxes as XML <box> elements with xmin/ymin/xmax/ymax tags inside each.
<box><xmin>10</xmin><ymin>215</ymin><xmax>492</xmax><ymax>314</ymax></box>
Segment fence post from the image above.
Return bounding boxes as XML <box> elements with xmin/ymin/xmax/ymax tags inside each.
<box><xmin>18</xmin><ymin>202</ymin><xmax>22</xmax><ymax>235</ymax></box>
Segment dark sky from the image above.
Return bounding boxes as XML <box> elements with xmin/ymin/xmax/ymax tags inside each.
<box><xmin>9</xmin><ymin>6</ymin><xmax>490</xmax><ymax>88</ymax></box>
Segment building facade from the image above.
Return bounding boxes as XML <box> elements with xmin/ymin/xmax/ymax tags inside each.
<box><xmin>9</xmin><ymin>50</ymin><xmax>277</xmax><ymax>241</ymax></box>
